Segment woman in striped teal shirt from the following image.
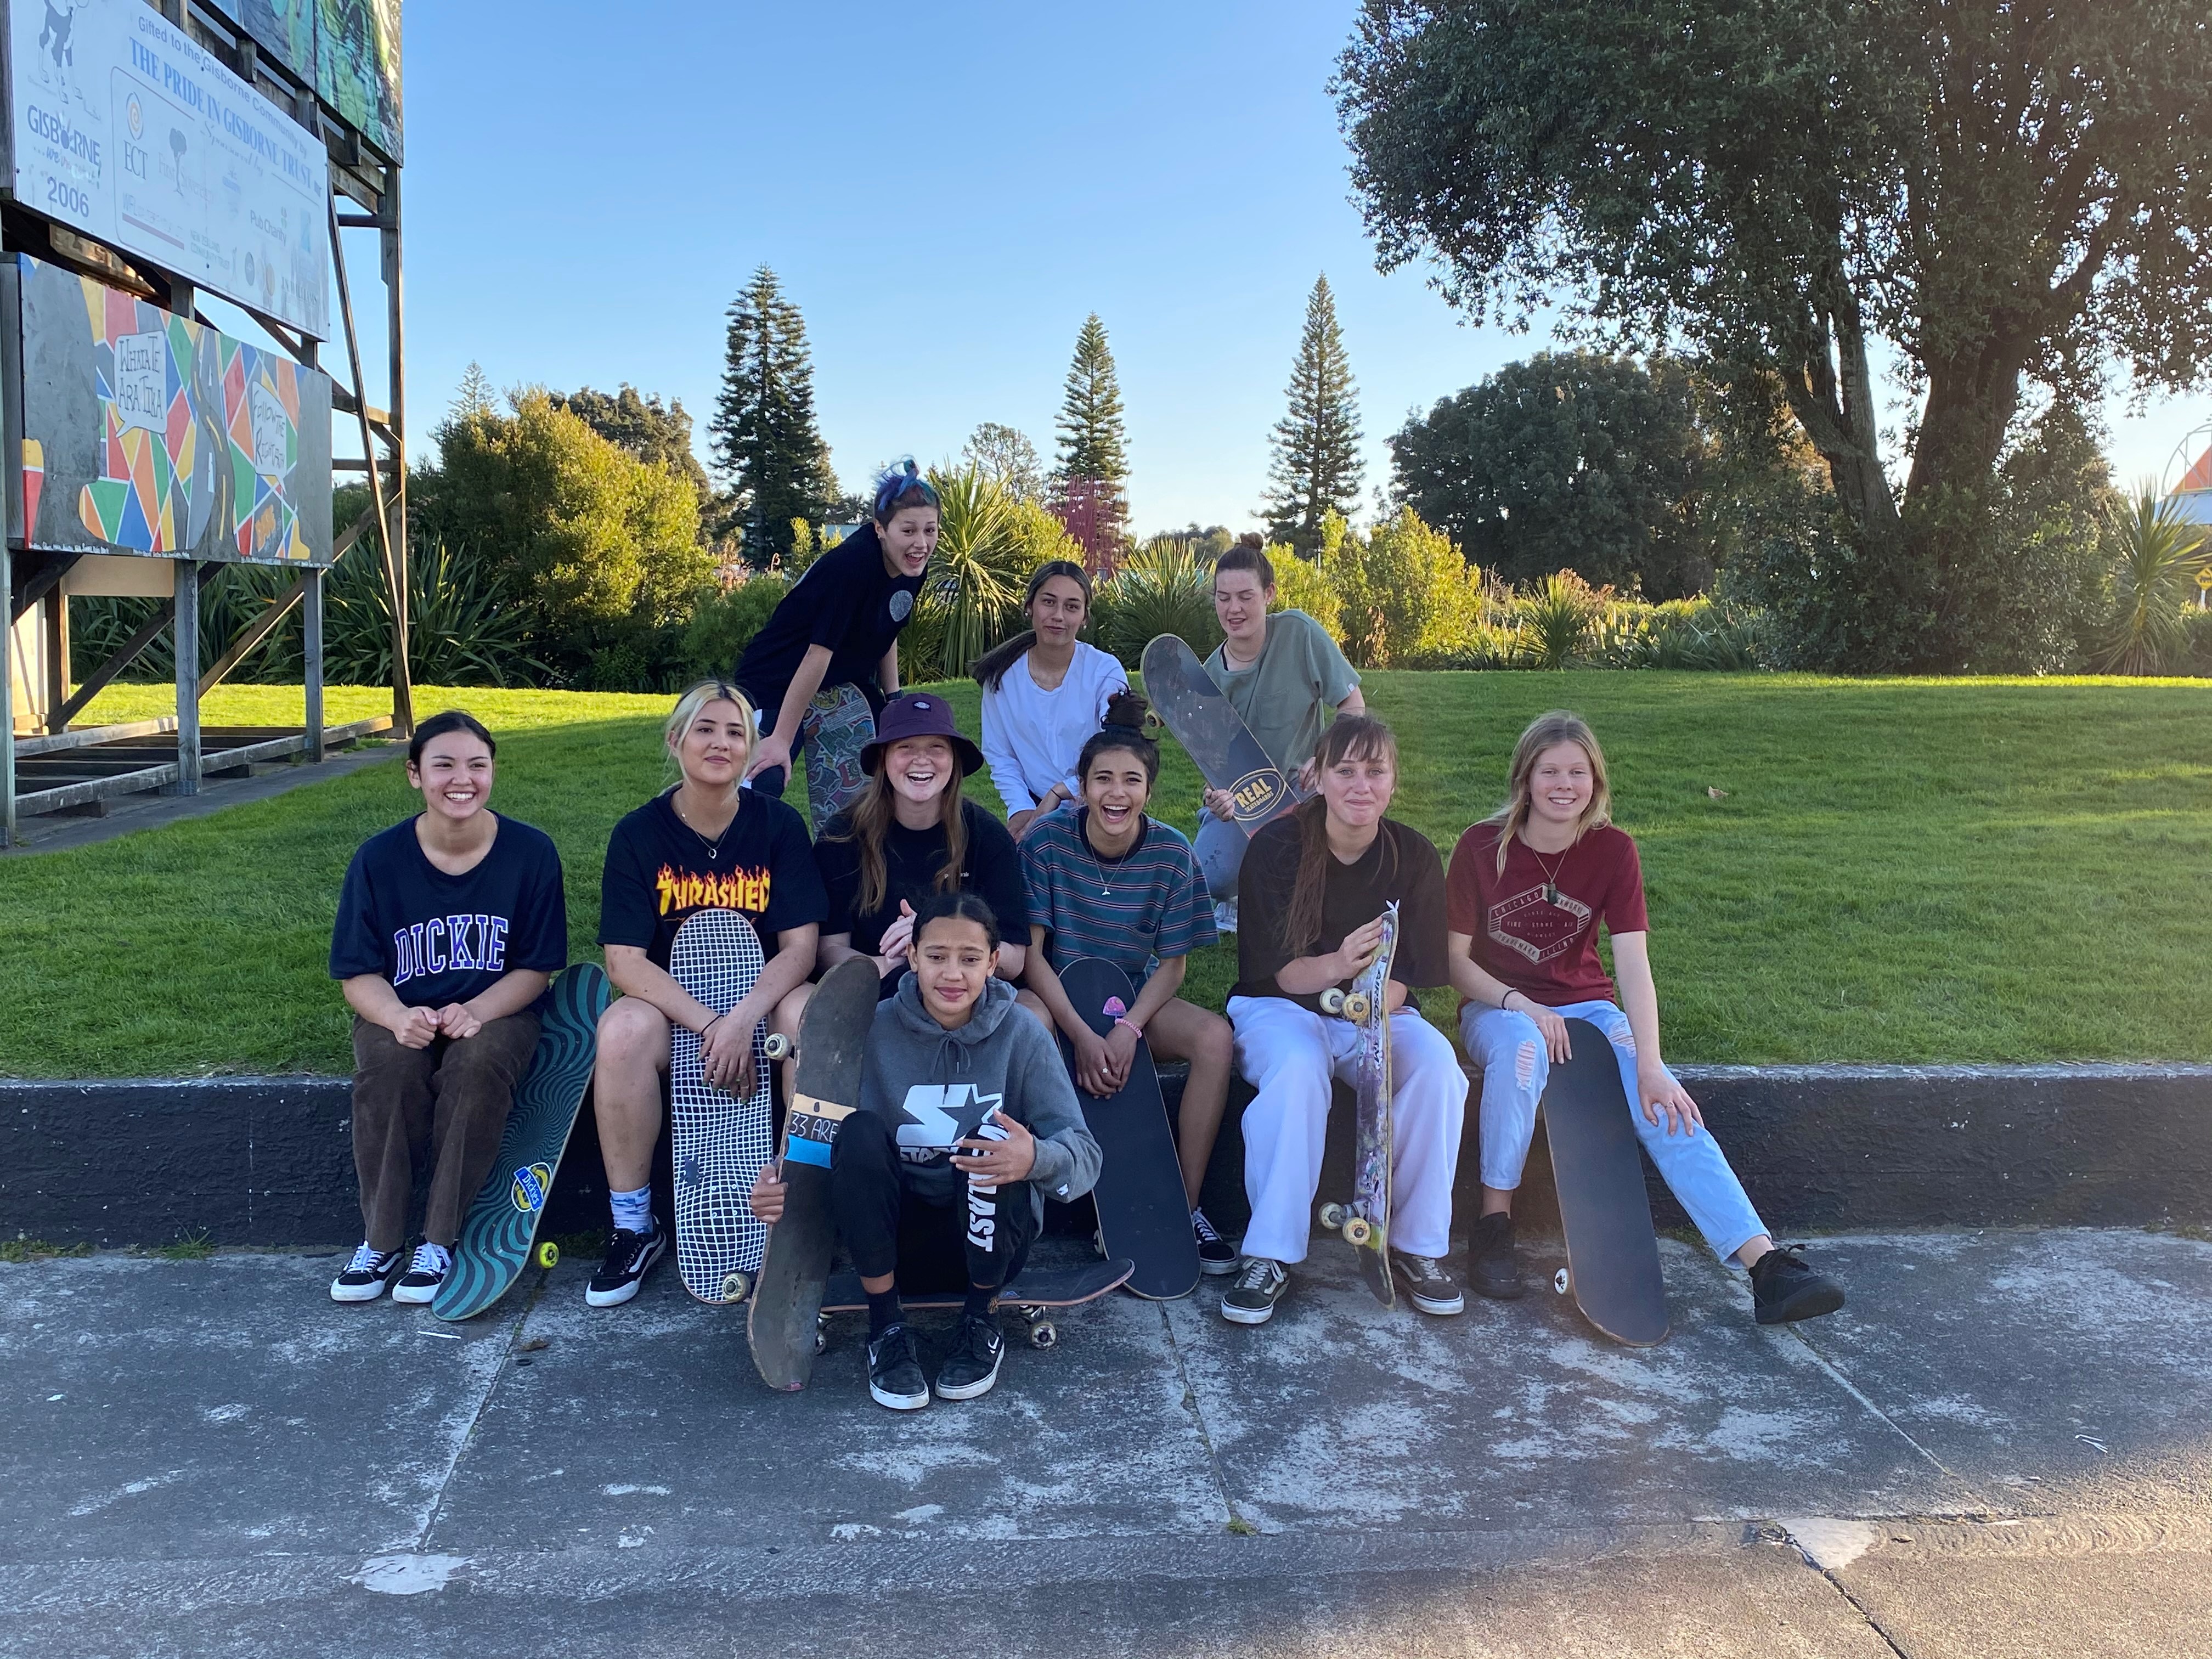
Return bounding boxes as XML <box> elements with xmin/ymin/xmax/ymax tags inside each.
<box><xmin>1018</xmin><ymin>694</ymin><xmax>1239</xmax><ymax>1275</ymax></box>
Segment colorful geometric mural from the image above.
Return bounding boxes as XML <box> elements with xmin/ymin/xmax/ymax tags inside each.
<box><xmin>10</xmin><ymin>254</ymin><xmax>332</xmax><ymax>565</ymax></box>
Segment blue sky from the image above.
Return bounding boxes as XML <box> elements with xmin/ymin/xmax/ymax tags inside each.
<box><xmin>383</xmin><ymin>1</ymin><xmax>2210</xmax><ymax>533</ymax></box>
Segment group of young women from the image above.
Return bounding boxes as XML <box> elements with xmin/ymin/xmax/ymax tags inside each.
<box><xmin>328</xmin><ymin>464</ymin><xmax>1844</xmax><ymax>1410</ymax></box>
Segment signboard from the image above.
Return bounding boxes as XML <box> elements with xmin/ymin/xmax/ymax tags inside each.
<box><xmin>4</xmin><ymin>0</ymin><xmax>331</xmax><ymax>337</ymax></box>
<box><xmin>317</xmin><ymin>0</ymin><xmax>400</xmax><ymax>163</ymax></box>
<box><xmin>243</xmin><ymin>0</ymin><xmax>320</xmax><ymax>84</ymax></box>
<box><xmin>8</xmin><ymin>255</ymin><xmax>333</xmax><ymax>565</ymax></box>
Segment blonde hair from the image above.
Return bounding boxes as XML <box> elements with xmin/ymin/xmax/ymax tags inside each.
<box><xmin>1487</xmin><ymin>710</ymin><xmax>1611</xmax><ymax>874</ymax></box>
<box><xmin>663</xmin><ymin>680</ymin><xmax>758</xmax><ymax>782</ymax></box>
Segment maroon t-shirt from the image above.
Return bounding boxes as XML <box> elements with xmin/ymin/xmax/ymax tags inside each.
<box><xmin>1446</xmin><ymin>821</ymin><xmax>1649</xmax><ymax>1006</ymax></box>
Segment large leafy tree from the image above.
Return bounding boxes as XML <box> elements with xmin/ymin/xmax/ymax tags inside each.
<box><xmin>962</xmin><ymin>421</ymin><xmax>1048</xmax><ymax>503</ymax></box>
<box><xmin>1338</xmin><ymin>0</ymin><xmax>2212</xmax><ymax>670</ymax></box>
<box><xmin>1263</xmin><ymin>274</ymin><xmax>1365</xmax><ymax>557</ymax></box>
<box><xmin>710</xmin><ymin>266</ymin><xmax>839</xmax><ymax>565</ymax></box>
<box><xmin>1053</xmin><ymin>314</ymin><xmax>1131</xmax><ymax>558</ymax></box>
<box><xmin>553</xmin><ymin>384</ymin><xmax>714</xmax><ymax>504</ymax></box>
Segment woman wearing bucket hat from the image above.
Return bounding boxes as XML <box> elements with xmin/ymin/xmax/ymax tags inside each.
<box><xmin>803</xmin><ymin>692</ymin><xmax>1031</xmax><ymax>1013</ymax></box>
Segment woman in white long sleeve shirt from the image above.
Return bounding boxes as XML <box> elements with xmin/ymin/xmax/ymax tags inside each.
<box><xmin>972</xmin><ymin>561</ymin><xmax>1127</xmax><ymax>838</ymax></box>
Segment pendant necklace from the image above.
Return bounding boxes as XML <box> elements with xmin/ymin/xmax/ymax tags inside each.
<box><xmin>1081</xmin><ymin>816</ymin><xmax>1123</xmax><ymax>898</ymax></box>
<box><xmin>674</xmin><ymin>791</ymin><xmax>731</xmax><ymax>863</ymax></box>
<box><xmin>1528</xmin><ymin>841</ymin><xmax>1573</xmax><ymax>909</ymax></box>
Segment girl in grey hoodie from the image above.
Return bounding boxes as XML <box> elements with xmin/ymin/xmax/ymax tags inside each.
<box><xmin>752</xmin><ymin>890</ymin><xmax>1101</xmax><ymax>1410</ymax></box>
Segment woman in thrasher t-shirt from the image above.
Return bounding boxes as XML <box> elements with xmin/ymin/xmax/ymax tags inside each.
<box><xmin>1444</xmin><ymin>710</ymin><xmax>1846</xmax><ymax>1327</ymax></box>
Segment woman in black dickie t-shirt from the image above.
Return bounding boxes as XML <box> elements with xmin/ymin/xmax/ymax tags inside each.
<box><xmin>585</xmin><ymin>681</ymin><xmax>827</xmax><ymax>1308</ymax></box>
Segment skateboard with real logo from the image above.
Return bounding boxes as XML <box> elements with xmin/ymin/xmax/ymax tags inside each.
<box><xmin>1542</xmin><ymin>1017</ymin><xmax>1670</xmax><ymax>1346</ymax></box>
<box><xmin>748</xmin><ymin>956</ymin><xmax>882</xmax><ymax>1390</ymax></box>
<box><xmin>1141</xmin><ymin>634</ymin><xmax>1305</xmax><ymax>833</ymax></box>
<box><xmin>667</xmin><ymin>909</ymin><xmax>775</xmax><ymax>1305</ymax></box>
<box><xmin>1316</xmin><ymin>901</ymin><xmax>1398</xmax><ymax>1308</ymax></box>
<box><xmin>435</xmin><ymin>963</ymin><xmax>610</xmax><ymax>1321</ymax></box>
<box><xmin>1054</xmin><ymin>956</ymin><xmax>1202</xmax><ymax>1300</ymax></box>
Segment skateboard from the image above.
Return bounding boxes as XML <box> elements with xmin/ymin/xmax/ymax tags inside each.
<box><xmin>1054</xmin><ymin>957</ymin><xmax>1203</xmax><ymax>1300</ymax></box>
<box><xmin>1141</xmin><ymin>634</ymin><xmax>1304</xmax><ymax>833</ymax></box>
<box><xmin>1316</xmin><ymin>901</ymin><xmax>1399</xmax><ymax>1307</ymax></box>
<box><xmin>1541</xmin><ymin>1017</ymin><xmax>1670</xmax><ymax>1346</ymax></box>
<box><xmin>748</xmin><ymin>956</ymin><xmax>882</xmax><ymax>1391</ymax></box>
<box><xmin>434</xmin><ymin>963</ymin><xmax>611</xmax><ymax>1321</ymax></box>
<box><xmin>817</xmin><ymin>1257</ymin><xmax>1135</xmax><ymax>1351</ymax></box>
<box><xmin>667</xmin><ymin>909</ymin><xmax>774</xmax><ymax>1305</ymax></box>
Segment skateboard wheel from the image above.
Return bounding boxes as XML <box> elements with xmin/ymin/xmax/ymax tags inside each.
<box><xmin>814</xmin><ymin>1331</ymin><xmax>827</xmax><ymax>1356</ymax></box>
<box><xmin>1319</xmin><ymin>989</ymin><xmax>1346</xmax><ymax>1015</ymax></box>
<box><xmin>721</xmin><ymin>1271</ymin><xmax>752</xmax><ymax>1305</ymax></box>
<box><xmin>763</xmin><ymin>1033</ymin><xmax>792</xmax><ymax>1061</ymax></box>
<box><xmin>1342</xmin><ymin>1217</ymin><xmax>1373</xmax><ymax>1248</ymax></box>
<box><xmin>1554</xmin><ymin>1268</ymin><xmax>1571</xmax><ymax>1295</ymax></box>
<box><xmin>1342</xmin><ymin>992</ymin><xmax>1372</xmax><ymax>1021</ymax></box>
<box><xmin>1029</xmin><ymin>1321</ymin><xmax>1057</xmax><ymax>1350</ymax></box>
<box><xmin>535</xmin><ymin>1241</ymin><xmax>559</xmax><ymax>1269</ymax></box>
<box><xmin>1318</xmin><ymin>1201</ymin><xmax>1346</xmax><ymax>1231</ymax></box>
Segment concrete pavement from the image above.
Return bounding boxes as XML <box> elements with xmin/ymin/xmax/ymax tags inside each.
<box><xmin>4</xmin><ymin>1227</ymin><xmax>2209</xmax><ymax>1656</ymax></box>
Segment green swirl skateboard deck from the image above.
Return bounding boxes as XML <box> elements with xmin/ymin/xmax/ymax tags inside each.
<box><xmin>435</xmin><ymin>963</ymin><xmax>610</xmax><ymax>1321</ymax></box>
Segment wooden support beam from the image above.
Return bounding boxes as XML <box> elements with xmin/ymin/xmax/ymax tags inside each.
<box><xmin>10</xmin><ymin>552</ymin><xmax>82</xmax><ymax>623</ymax></box>
<box><xmin>331</xmin><ymin>189</ymin><xmax>410</xmax><ymax>733</ymax></box>
<box><xmin>2</xmin><ymin>537</ymin><xmax>14</xmax><ymax>844</ymax></box>
<box><xmin>174</xmin><ymin>562</ymin><xmax>201</xmax><ymax>795</ymax></box>
<box><xmin>336</xmin><ymin>212</ymin><xmax>380</xmax><ymax>228</ymax></box>
<box><xmin>40</xmin><ymin>588</ymin><xmax>67</xmax><ymax>734</ymax></box>
<box><xmin>199</xmin><ymin>574</ymin><xmax>306</xmax><ymax>695</ymax></box>
<box><xmin>50</xmin><ymin>566</ymin><xmax>218</xmax><ymax>730</ymax></box>
<box><xmin>304</xmin><ymin>567</ymin><xmax>325</xmax><ymax>762</ymax></box>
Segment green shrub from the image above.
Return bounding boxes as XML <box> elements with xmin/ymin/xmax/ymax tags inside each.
<box><xmin>1511</xmin><ymin>572</ymin><xmax>1601</xmax><ymax>670</ymax></box>
<box><xmin>1092</xmin><ymin>537</ymin><xmax>1221</xmax><ymax>666</ymax></box>
<box><xmin>1267</xmin><ymin>544</ymin><xmax>1340</xmax><ymax>636</ymax></box>
<box><xmin>2096</xmin><ymin>489</ymin><xmax>2205</xmax><ymax>675</ymax></box>
<box><xmin>682</xmin><ymin>572</ymin><xmax>789</xmax><ymax>681</ymax></box>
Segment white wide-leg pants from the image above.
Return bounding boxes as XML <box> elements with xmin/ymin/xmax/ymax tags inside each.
<box><xmin>1227</xmin><ymin>995</ymin><xmax>1469</xmax><ymax>1265</ymax></box>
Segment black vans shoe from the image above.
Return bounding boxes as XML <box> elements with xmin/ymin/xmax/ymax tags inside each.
<box><xmin>934</xmin><ymin>1314</ymin><xmax>1006</xmax><ymax>1401</ymax></box>
<box><xmin>1220</xmin><ymin>1256</ymin><xmax>1289</xmax><ymax>1325</ymax></box>
<box><xmin>586</xmin><ymin>1223</ymin><xmax>667</xmax><ymax>1308</ymax></box>
<box><xmin>1467</xmin><ymin>1211</ymin><xmax>1524</xmax><ymax>1300</ymax></box>
<box><xmin>1192</xmin><ymin>1208</ymin><xmax>1239</xmax><ymax>1275</ymax></box>
<box><xmin>1390</xmin><ymin>1251</ymin><xmax>1465</xmax><ymax>1315</ymax></box>
<box><xmin>391</xmin><ymin>1242</ymin><xmax>451</xmax><ymax>1305</ymax></box>
<box><xmin>331</xmin><ymin>1243</ymin><xmax>402</xmax><ymax>1304</ymax></box>
<box><xmin>1749</xmin><ymin>1245</ymin><xmax>1846</xmax><ymax>1325</ymax></box>
<box><xmin>867</xmin><ymin>1324</ymin><xmax>930</xmax><ymax>1411</ymax></box>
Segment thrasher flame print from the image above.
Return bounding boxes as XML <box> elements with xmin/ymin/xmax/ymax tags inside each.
<box><xmin>654</xmin><ymin>864</ymin><xmax>773</xmax><ymax>917</ymax></box>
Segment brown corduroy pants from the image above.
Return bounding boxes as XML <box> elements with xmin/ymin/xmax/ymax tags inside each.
<box><xmin>350</xmin><ymin>1012</ymin><xmax>539</xmax><ymax>1250</ymax></box>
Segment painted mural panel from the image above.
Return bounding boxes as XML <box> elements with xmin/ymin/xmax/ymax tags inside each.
<box><xmin>12</xmin><ymin>254</ymin><xmax>332</xmax><ymax>565</ymax></box>
<box><xmin>315</xmin><ymin>0</ymin><xmax>400</xmax><ymax>163</ymax></box>
<box><xmin>242</xmin><ymin>0</ymin><xmax>320</xmax><ymax>84</ymax></box>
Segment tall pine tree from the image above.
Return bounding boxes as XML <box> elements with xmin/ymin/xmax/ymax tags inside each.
<box><xmin>710</xmin><ymin>266</ymin><xmax>838</xmax><ymax>565</ymax></box>
<box><xmin>1262</xmin><ymin>275</ymin><xmax>1364</xmax><ymax>557</ymax></box>
<box><xmin>1052</xmin><ymin>314</ymin><xmax>1130</xmax><ymax>564</ymax></box>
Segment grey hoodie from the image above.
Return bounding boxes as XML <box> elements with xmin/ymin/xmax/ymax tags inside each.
<box><xmin>860</xmin><ymin>974</ymin><xmax>1103</xmax><ymax>1223</ymax></box>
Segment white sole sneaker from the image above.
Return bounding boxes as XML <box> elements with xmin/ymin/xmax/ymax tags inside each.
<box><xmin>391</xmin><ymin>1275</ymin><xmax>443</xmax><ymax>1306</ymax></box>
<box><xmin>934</xmin><ymin>1355</ymin><xmax>1004</xmax><ymax>1401</ymax></box>
<box><xmin>330</xmin><ymin>1274</ymin><xmax>395</xmax><ymax>1304</ymax></box>
<box><xmin>870</xmin><ymin>1379</ymin><xmax>930</xmax><ymax>1411</ymax></box>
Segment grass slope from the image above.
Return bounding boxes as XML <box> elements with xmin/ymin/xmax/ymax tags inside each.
<box><xmin>4</xmin><ymin>672</ymin><xmax>2208</xmax><ymax>1076</ymax></box>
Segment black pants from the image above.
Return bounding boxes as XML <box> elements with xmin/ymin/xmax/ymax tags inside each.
<box><xmin>831</xmin><ymin>1110</ymin><xmax>1036</xmax><ymax>1291</ymax></box>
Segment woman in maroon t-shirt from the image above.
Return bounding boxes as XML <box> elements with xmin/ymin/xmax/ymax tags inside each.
<box><xmin>1445</xmin><ymin>710</ymin><xmax>1844</xmax><ymax>1327</ymax></box>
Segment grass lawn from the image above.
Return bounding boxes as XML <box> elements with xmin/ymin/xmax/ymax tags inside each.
<box><xmin>4</xmin><ymin>670</ymin><xmax>2209</xmax><ymax>1077</ymax></box>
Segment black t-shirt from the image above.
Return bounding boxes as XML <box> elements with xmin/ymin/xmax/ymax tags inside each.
<box><xmin>813</xmin><ymin>798</ymin><xmax>1030</xmax><ymax>1001</ymax></box>
<box><xmin>329</xmin><ymin>814</ymin><xmax>568</xmax><ymax>1008</ymax></box>
<box><xmin>597</xmin><ymin>789</ymin><xmax>826</xmax><ymax>970</ymax></box>
<box><xmin>1232</xmin><ymin>816</ymin><xmax>1449</xmax><ymax>1012</ymax></box>
<box><xmin>734</xmin><ymin>523</ymin><xmax>927</xmax><ymax>717</ymax></box>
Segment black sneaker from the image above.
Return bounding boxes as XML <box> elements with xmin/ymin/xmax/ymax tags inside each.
<box><xmin>1748</xmin><ymin>1245</ymin><xmax>1846</xmax><ymax>1325</ymax></box>
<box><xmin>1390</xmin><ymin>1251</ymin><xmax>1465</xmax><ymax>1315</ymax></box>
<box><xmin>1220</xmin><ymin>1256</ymin><xmax>1289</xmax><ymax>1325</ymax></box>
<box><xmin>934</xmin><ymin>1313</ymin><xmax>1006</xmax><ymax>1401</ymax></box>
<box><xmin>586</xmin><ymin>1223</ymin><xmax>667</xmax><ymax>1308</ymax></box>
<box><xmin>331</xmin><ymin>1242</ymin><xmax>402</xmax><ymax>1304</ymax></box>
<box><xmin>1467</xmin><ymin>1210</ymin><xmax>1524</xmax><ymax>1300</ymax></box>
<box><xmin>392</xmin><ymin>1242</ymin><xmax>451</xmax><ymax>1305</ymax></box>
<box><xmin>867</xmin><ymin>1323</ymin><xmax>930</xmax><ymax>1411</ymax></box>
<box><xmin>1192</xmin><ymin>1208</ymin><xmax>1239</xmax><ymax>1276</ymax></box>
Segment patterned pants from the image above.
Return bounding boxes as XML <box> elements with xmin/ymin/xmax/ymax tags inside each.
<box><xmin>753</xmin><ymin>682</ymin><xmax>876</xmax><ymax>830</ymax></box>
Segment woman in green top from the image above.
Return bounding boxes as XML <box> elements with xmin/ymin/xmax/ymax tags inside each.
<box><xmin>1198</xmin><ymin>537</ymin><xmax>1364</xmax><ymax>931</ymax></box>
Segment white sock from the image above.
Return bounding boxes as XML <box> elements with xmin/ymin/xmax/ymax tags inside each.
<box><xmin>610</xmin><ymin>1184</ymin><xmax>653</xmax><ymax>1235</ymax></box>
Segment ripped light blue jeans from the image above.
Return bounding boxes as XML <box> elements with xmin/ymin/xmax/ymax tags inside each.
<box><xmin>1459</xmin><ymin>999</ymin><xmax>1765</xmax><ymax>1262</ymax></box>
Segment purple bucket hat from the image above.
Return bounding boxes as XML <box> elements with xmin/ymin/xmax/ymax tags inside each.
<box><xmin>861</xmin><ymin>692</ymin><xmax>985</xmax><ymax>776</ymax></box>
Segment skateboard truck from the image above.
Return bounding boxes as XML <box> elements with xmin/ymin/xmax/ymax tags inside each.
<box><xmin>1316</xmin><ymin>1202</ymin><xmax>1378</xmax><ymax>1249</ymax></box>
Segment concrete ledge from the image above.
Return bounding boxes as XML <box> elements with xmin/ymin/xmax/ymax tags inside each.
<box><xmin>4</xmin><ymin>1063</ymin><xmax>2209</xmax><ymax>1246</ymax></box>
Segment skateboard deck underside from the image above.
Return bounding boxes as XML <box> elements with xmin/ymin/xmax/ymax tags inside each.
<box><xmin>819</xmin><ymin>1257</ymin><xmax>1134</xmax><ymax>1313</ymax></box>
<box><xmin>436</xmin><ymin>963</ymin><xmax>610</xmax><ymax>1321</ymax></box>
<box><xmin>1057</xmin><ymin>957</ymin><xmax>1201</xmax><ymax>1300</ymax></box>
<box><xmin>748</xmin><ymin>957</ymin><xmax>881</xmax><ymax>1390</ymax></box>
<box><xmin>1542</xmin><ymin>1017</ymin><xmax>1670</xmax><ymax>1346</ymax></box>
<box><xmin>668</xmin><ymin>910</ymin><xmax>773</xmax><ymax>1304</ymax></box>
<box><xmin>1141</xmin><ymin>635</ymin><xmax>1302</xmax><ymax>834</ymax></box>
<box><xmin>1344</xmin><ymin>905</ymin><xmax>1398</xmax><ymax>1307</ymax></box>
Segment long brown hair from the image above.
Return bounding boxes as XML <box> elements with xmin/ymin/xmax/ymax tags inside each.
<box><xmin>829</xmin><ymin>738</ymin><xmax>970</xmax><ymax>917</ymax></box>
<box><xmin>1282</xmin><ymin>715</ymin><xmax>1401</xmax><ymax>957</ymax></box>
<box><xmin>970</xmin><ymin>559</ymin><xmax>1094</xmax><ymax>690</ymax></box>
<box><xmin>1486</xmin><ymin>710</ymin><xmax>1612</xmax><ymax>875</ymax></box>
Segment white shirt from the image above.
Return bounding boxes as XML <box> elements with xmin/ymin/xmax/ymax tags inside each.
<box><xmin>979</xmin><ymin>642</ymin><xmax>1128</xmax><ymax>813</ymax></box>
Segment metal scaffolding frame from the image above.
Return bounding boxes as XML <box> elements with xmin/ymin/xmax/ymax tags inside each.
<box><xmin>0</xmin><ymin>0</ymin><xmax>408</xmax><ymax>846</ymax></box>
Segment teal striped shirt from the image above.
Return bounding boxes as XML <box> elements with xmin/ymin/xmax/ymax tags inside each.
<box><xmin>1020</xmin><ymin>810</ymin><xmax>1216</xmax><ymax>983</ymax></box>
